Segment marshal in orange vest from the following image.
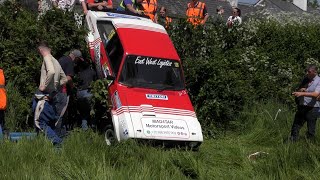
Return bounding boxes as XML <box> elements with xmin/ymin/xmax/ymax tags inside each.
<box><xmin>0</xmin><ymin>69</ymin><xmax>7</xmax><ymax>110</ymax></box>
<box><xmin>141</xmin><ymin>0</ymin><xmax>158</xmax><ymax>22</ymax></box>
<box><xmin>186</xmin><ymin>1</ymin><xmax>207</xmax><ymax>25</ymax></box>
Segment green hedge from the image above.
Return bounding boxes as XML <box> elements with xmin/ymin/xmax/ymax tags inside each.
<box><xmin>2</xmin><ymin>1</ymin><xmax>320</xmax><ymax>135</ymax></box>
<box><xmin>0</xmin><ymin>1</ymin><xmax>87</xmax><ymax>130</ymax></box>
<box><xmin>169</xmin><ymin>19</ymin><xmax>320</xmax><ymax>135</ymax></box>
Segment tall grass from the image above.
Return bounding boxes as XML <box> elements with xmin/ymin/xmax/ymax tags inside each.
<box><xmin>0</xmin><ymin>101</ymin><xmax>319</xmax><ymax>179</ymax></box>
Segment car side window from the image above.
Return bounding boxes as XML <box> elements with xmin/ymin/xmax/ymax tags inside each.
<box><xmin>97</xmin><ymin>21</ymin><xmax>124</xmax><ymax>77</ymax></box>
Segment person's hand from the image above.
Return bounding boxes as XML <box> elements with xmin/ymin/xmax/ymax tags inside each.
<box><xmin>83</xmin><ymin>9</ymin><xmax>88</xmax><ymax>15</ymax></box>
<box><xmin>39</xmin><ymin>85</ymin><xmax>45</xmax><ymax>92</ymax></box>
<box><xmin>292</xmin><ymin>92</ymin><xmax>303</xmax><ymax>97</ymax></box>
<box><xmin>97</xmin><ymin>5</ymin><xmax>103</xmax><ymax>10</ymax></box>
<box><xmin>102</xmin><ymin>1</ymin><xmax>108</xmax><ymax>7</ymax></box>
<box><xmin>299</xmin><ymin>88</ymin><xmax>307</xmax><ymax>92</ymax></box>
<box><xmin>136</xmin><ymin>11</ymin><xmax>142</xmax><ymax>15</ymax></box>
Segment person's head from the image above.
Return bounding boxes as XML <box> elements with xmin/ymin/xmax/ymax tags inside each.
<box><xmin>216</xmin><ymin>6</ymin><xmax>224</xmax><ymax>15</ymax></box>
<box><xmin>37</xmin><ymin>41</ymin><xmax>51</xmax><ymax>56</ymax></box>
<box><xmin>306</xmin><ymin>64</ymin><xmax>318</xmax><ymax>80</ymax></box>
<box><xmin>191</xmin><ymin>0</ymin><xmax>199</xmax><ymax>4</ymax></box>
<box><xmin>160</xmin><ymin>6</ymin><xmax>167</xmax><ymax>17</ymax></box>
<box><xmin>232</xmin><ymin>7</ymin><xmax>241</xmax><ymax>17</ymax></box>
<box><xmin>69</xmin><ymin>49</ymin><xmax>83</xmax><ymax>61</ymax></box>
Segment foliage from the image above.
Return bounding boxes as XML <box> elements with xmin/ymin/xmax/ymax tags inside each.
<box><xmin>2</xmin><ymin>1</ymin><xmax>320</xmax><ymax>135</ymax></box>
<box><xmin>4</xmin><ymin>81</ymin><xmax>32</xmax><ymax>131</ymax></box>
<box><xmin>169</xmin><ymin>18</ymin><xmax>320</xmax><ymax>135</ymax></box>
<box><xmin>90</xmin><ymin>79</ymin><xmax>111</xmax><ymax>127</ymax></box>
<box><xmin>0</xmin><ymin>101</ymin><xmax>319</xmax><ymax>179</ymax></box>
<box><xmin>0</xmin><ymin>1</ymin><xmax>88</xmax><ymax>130</ymax></box>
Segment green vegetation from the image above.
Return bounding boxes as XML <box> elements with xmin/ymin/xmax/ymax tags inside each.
<box><xmin>1</xmin><ymin>101</ymin><xmax>319</xmax><ymax>179</ymax></box>
<box><xmin>1</xmin><ymin>2</ymin><xmax>320</xmax><ymax>178</ymax></box>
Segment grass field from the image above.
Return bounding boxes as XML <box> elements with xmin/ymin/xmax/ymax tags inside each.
<box><xmin>0</xmin><ymin>101</ymin><xmax>319</xmax><ymax>179</ymax></box>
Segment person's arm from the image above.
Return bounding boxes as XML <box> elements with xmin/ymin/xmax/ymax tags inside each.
<box><xmin>154</xmin><ymin>13</ymin><xmax>158</xmax><ymax>23</ymax></box>
<box><xmin>80</xmin><ymin>0</ymin><xmax>88</xmax><ymax>14</ymax></box>
<box><xmin>202</xmin><ymin>14</ymin><xmax>209</xmax><ymax>25</ymax></box>
<box><xmin>293</xmin><ymin>91</ymin><xmax>320</xmax><ymax>98</ymax></box>
<box><xmin>201</xmin><ymin>6</ymin><xmax>209</xmax><ymax>25</ymax></box>
<box><xmin>126</xmin><ymin>4</ymin><xmax>142</xmax><ymax>14</ymax></box>
<box><xmin>88</xmin><ymin>1</ymin><xmax>108</xmax><ymax>9</ymax></box>
<box><xmin>60</xmin><ymin>70</ymin><xmax>68</xmax><ymax>86</ymax></box>
<box><xmin>40</xmin><ymin>56</ymin><xmax>55</xmax><ymax>91</ymax></box>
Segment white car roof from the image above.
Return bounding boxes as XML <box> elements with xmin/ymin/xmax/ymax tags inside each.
<box><xmin>88</xmin><ymin>11</ymin><xmax>166</xmax><ymax>34</ymax></box>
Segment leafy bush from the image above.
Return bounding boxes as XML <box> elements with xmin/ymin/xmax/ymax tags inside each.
<box><xmin>169</xmin><ymin>18</ymin><xmax>320</xmax><ymax>135</ymax></box>
<box><xmin>2</xmin><ymin>1</ymin><xmax>320</xmax><ymax>135</ymax></box>
<box><xmin>0</xmin><ymin>1</ymin><xmax>87</xmax><ymax>130</ymax></box>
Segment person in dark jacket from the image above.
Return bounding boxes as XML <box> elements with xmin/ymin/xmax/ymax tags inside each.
<box><xmin>75</xmin><ymin>58</ymin><xmax>97</xmax><ymax>130</ymax></box>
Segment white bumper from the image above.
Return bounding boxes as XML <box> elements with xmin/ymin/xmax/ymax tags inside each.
<box><xmin>112</xmin><ymin>108</ymin><xmax>203</xmax><ymax>143</ymax></box>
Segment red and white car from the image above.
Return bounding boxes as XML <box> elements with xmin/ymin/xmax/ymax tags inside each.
<box><xmin>85</xmin><ymin>10</ymin><xmax>203</xmax><ymax>148</ymax></box>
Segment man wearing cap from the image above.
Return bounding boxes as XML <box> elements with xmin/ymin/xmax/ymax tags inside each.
<box><xmin>57</xmin><ymin>49</ymin><xmax>83</xmax><ymax>131</ymax></box>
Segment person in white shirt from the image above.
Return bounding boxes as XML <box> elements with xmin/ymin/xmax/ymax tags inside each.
<box><xmin>227</xmin><ymin>7</ymin><xmax>242</xmax><ymax>28</ymax></box>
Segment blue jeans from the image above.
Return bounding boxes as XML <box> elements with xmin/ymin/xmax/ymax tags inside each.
<box><xmin>77</xmin><ymin>89</ymin><xmax>92</xmax><ymax>122</ymax></box>
<box><xmin>32</xmin><ymin>98</ymin><xmax>62</xmax><ymax>145</ymax></box>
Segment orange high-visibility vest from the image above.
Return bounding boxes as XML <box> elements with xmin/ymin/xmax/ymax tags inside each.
<box><xmin>165</xmin><ymin>16</ymin><xmax>172</xmax><ymax>29</ymax></box>
<box><xmin>186</xmin><ymin>1</ymin><xmax>205</xmax><ymax>25</ymax></box>
<box><xmin>0</xmin><ymin>69</ymin><xmax>7</xmax><ymax>110</ymax></box>
<box><xmin>141</xmin><ymin>0</ymin><xmax>157</xmax><ymax>22</ymax></box>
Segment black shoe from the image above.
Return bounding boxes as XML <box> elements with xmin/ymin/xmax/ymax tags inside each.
<box><xmin>306</xmin><ymin>134</ymin><xmax>316</xmax><ymax>143</ymax></box>
<box><xmin>284</xmin><ymin>136</ymin><xmax>298</xmax><ymax>143</ymax></box>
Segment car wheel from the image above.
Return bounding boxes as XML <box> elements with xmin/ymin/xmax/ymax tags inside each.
<box><xmin>188</xmin><ymin>142</ymin><xmax>201</xmax><ymax>151</ymax></box>
<box><xmin>104</xmin><ymin>125</ymin><xmax>116</xmax><ymax>146</ymax></box>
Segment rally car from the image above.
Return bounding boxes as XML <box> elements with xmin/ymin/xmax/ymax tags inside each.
<box><xmin>85</xmin><ymin>10</ymin><xmax>203</xmax><ymax>149</ymax></box>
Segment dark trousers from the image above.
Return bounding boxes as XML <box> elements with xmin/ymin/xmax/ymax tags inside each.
<box><xmin>0</xmin><ymin>110</ymin><xmax>4</xmax><ymax>129</ymax></box>
<box><xmin>291</xmin><ymin>105</ymin><xmax>319</xmax><ymax>140</ymax></box>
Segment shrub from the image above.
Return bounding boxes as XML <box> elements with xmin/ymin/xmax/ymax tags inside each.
<box><xmin>0</xmin><ymin>1</ymin><xmax>88</xmax><ymax>130</ymax></box>
<box><xmin>169</xmin><ymin>17</ymin><xmax>320</xmax><ymax>136</ymax></box>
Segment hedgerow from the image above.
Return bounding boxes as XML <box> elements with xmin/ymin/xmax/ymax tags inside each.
<box><xmin>169</xmin><ymin>17</ymin><xmax>320</xmax><ymax>135</ymax></box>
<box><xmin>1</xmin><ymin>1</ymin><xmax>320</xmax><ymax>135</ymax></box>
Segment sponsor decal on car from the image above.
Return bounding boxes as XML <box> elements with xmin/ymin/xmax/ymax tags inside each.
<box><xmin>134</xmin><ymin>56</ymin><xmax>173</xmax><ymax>68</ymax></box>
<box><xmin>106</xmin><ymin>12</ymin><xmax>141</xmax><ymax>19</ymax></box>
<box><xmin>146</xmin><ymin>94</ymin><xmax>168</xmax><ymax>100</ymax></box>
<box><xmin>141</xmin><ymin>118</ymin><xmax>190</xmax><ymax>138</ymax></box>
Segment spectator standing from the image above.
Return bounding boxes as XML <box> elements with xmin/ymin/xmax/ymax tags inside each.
<box><xmin>38</xmin><ymin>41</ymin><xmax>67</xmax><ymax>98</ymax></box>
<box><xmin>74</xmin><ymin>58</ymin><xmax>97</xmax><ymax>130</ymax></box>
<box><xmin>57</xmin><ymin>49</ymin><xmax>83</xmax><ymax>130</ymax></box>
<box><xmin>214</xmin><ymin>6</ymin><xmax>224</xmax><ymax>24</ymax></box>
<box><xmin>36</xmin><ymin>41</ymin><xmax>67</xmax><ymax>145</ymax></box>
<box><xmin>186</xmin><ymin>0</ymin><xmax>209</xmax><ymax>26</ymax></box>
<box><xmin>117</xmin><ymin>0</ymin><xmax>143</xmax><ymax>15</ymax></box>
<box><xmin>141</xmin><ymin>0</ymin><xmax>158</xmax><ymax>22</ymax></box>
<box><xmin>157</xmin><ymin>6</ymin><xmax>172</xmax><ymax>29</ymax></box>
<box><xmin>289</xmin><ymin>64</ymin><xmax>320</xmax><ymax>142</ymax></box>
<box><xmin>227</xmin><ymin>7</ymin><xmax>242</xmax><ymax>28</ymax></box>
<box><xmin>87</xmin><ymin>0</ymin><xmax>113</xmax><ymax>11</ymax></box>
<box><xmin>0</xmin><ymin>68</ymin><xmax>7</xmax><ymax>130</ymax></box>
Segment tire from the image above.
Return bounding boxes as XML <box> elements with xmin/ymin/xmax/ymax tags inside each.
<box><xmin>104</xmin><ymin>125</ymin><xmax>116</xmax><ymax>145</ymax></box>
<box><xmin>188</xmin><ymin>142</ymin><xmax>201</xmax><ymax>151</ymax></box>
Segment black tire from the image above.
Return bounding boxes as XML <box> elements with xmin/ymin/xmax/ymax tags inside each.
<box><xmin>188</xmin><ymin>142</ymin><xmax>201</xmax><ymax>151</ymax></box>
<box><xmin>104</xmin><ymin>124</ymin><xmax>116</xmax><ymax>145</ymax></box>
